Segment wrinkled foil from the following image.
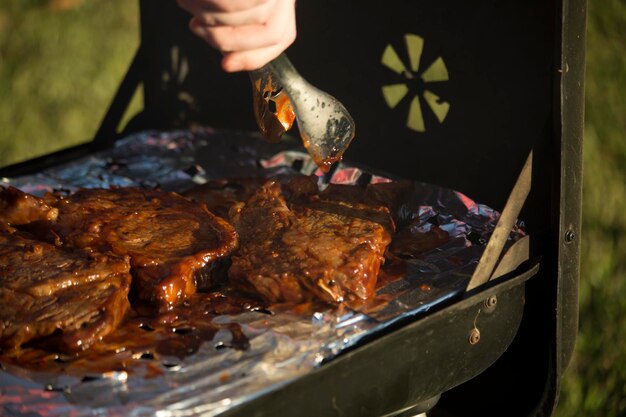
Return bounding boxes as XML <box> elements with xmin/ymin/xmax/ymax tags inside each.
<box><xmin>0</xmin><ymin>128</ymin><xmax>525</xmax><ymax>417</ymax></box>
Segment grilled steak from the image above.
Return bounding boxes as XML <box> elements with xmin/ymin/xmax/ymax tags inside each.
<box><xmin>228</xmin><ymin>181</ymin><xmax>391</xmax><ymax>303</ymax></box>
<box><xmin>390</xmin><ymin>219</ymin><xmax>450</xmax><ymax>258</ymax></box>
<box><xmin>303</xmin><ymin>184</ymin><xmax>396</xmax><ymax>233</ymax></box>
<box><xmin>183</xmin><ymin>177</ymin><xmax>269</xmax><ymax>219</ymax></box>
<box><xmin>184</xmin><ymin>175</ymin><xmax>404</xmax><ymax>233</ymax></box>
<box><xmin>43</xmin><ymin>187</ymin><xmax>238</xmax><ymax>309</ymax></box>
<box><xmin>0</xmin><ymin>186</ymin><xmax>58</xmax><ymax>226</ymax></box>
<box><xmin>0</xmin><ymin>226</ymin><xmax>131</xmax><ymax>353</ymax></box>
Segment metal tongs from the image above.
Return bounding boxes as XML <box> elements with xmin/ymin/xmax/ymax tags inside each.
<box><xmin>249</xmin><ymin>54</ymin><xmax>355</xmax><ymax>172</ymax></box>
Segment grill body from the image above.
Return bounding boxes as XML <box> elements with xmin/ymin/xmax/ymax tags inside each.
<box><xmin>0</xmin><ymin>1</ymin><xmax>585</xmax><ymax>416</ymax></box>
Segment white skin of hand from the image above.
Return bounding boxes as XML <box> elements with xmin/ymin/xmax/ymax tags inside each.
<box><xmin>177</xmin><ymin>0</ymin><xmax>297</xmax><ymax>72</ymax></box>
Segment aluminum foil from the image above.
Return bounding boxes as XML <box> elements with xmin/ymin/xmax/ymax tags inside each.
<box><xmin>0</xmin><ymin>128</ymin><xmax>525</xmax><ymax>416</ymax></box>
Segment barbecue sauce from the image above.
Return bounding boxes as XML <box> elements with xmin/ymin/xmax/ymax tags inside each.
<box><xmin>252</xmin><ymin>75</ymin><xmax>343</xmax><ymax>173</ymax></box>
<box><xmin>0</xmin><ymin>179</ymin><xmax>451</xmax><ymax>380</ymax></box>
<box><xmin>0</xmin><ymin>291</ymin><xmax>259</xmax><ymax>376</ymax></box>
<box><xmin>0</xmin><ymin>274</ymin><xmax>410</xmax><ymax>378</ymax></box>
<box><xmin>300</xmin><ymin>134</ymin><xmax>343</xmax><ymax>173</ymax></box>
<box><xmin>252</xmin><ymin>75</ymin><xmax>296</xmax><ymax>143</ymax></box>
<box><xmin>0</xmin><ymin>255</ymin><xmax>440</xmax><ymax>379</ymax></box>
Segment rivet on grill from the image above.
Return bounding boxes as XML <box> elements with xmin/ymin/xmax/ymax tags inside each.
<box><xmin>469</xmin><ymin>328</ymin><xmax>481</xmax><ymax>345</ymax></box>
<box><xmin>483</xmin><ymin>295</ymin><xmax>498</xmax><ymax>312</ymax></box>
<box><xmin>564</xmin><ymin>230</ymin><xmax>576</xmax><ymax>243</ymax></box>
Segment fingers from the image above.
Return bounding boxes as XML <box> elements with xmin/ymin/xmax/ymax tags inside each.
<box><xmin>220</xmin><ymin>23</ymin><xmax>295</xmax><ymax>71</ymax></box>
<box><xmin>189</xmin><ymin>10</ymin><xmax>290</xmax><ymax>53</ymax></box>
<box><xmin>179</xmin><ymin>0</ymin><xmax>297</xmax><ymax>72</ymax></box>
<box><xmin>177</xmin><ymin>0</ymin><xmax>269</xmax><ymax>14</ymax></box>
<box><xmin>179</xmin><ymin>0</ymin><xmax>272</xmax><ymax>26</ymax></box>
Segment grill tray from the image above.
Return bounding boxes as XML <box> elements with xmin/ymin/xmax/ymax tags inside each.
<box><xmin>0</xmin><ymin>128</ymin><xmax>535</xmax><ymax>417</ymax></box>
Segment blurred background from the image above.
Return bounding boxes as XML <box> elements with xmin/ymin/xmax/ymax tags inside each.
<box><xmin>0</xmin><ymin>0</ymin><xmax>624</xmax><ymax>415</ymax></box>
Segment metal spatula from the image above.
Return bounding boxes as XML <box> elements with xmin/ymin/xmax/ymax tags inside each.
<box><xmin>250</xmin><ymin>54</ymin><xmax>355</xmax><ymax>172</ymax></box>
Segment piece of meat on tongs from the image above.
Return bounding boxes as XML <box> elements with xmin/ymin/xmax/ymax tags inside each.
<box><xmin>228</xmin><ymin>180</ymin><xmax>391</xmax><ymax>304</ymax></box>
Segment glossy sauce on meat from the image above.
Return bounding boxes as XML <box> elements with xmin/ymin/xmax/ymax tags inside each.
<box><xmin>252</xmin><ymin>74</ymin><xmax>296</xmax><ymax>143</ymax></box>
<box><xmin>0</xmin><ymin>226</ymin><xmax>132</xmax><ymax>353</ymax></box>
<box><xmin>44</xmin><ymin>188</ymin><xmax>238</xmax><ymax>310</ymax></box>
<box><xmin>0</xmin><ymin>291</ymin><xmax>259</xmax><ymax>376</ymax></box>
<box><xmin>228</xmin><ymin>180</ymin><xmax>392</xmax><ymax>303</ymax></box>
<box><xmin>0</xmin><ymin>179</ymin><xmax>451</xmax><ymax>377</ymax></box>
<box><xmin>0</xmin><ymin>186</ymin><xmax>58</xmax><ymax>226</ymax></box>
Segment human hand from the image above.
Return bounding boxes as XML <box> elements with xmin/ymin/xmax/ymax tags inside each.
<box><xmin>177</xmin><ymin>0</ymin><xmax>297</xmax><ymax>72</ymax></box>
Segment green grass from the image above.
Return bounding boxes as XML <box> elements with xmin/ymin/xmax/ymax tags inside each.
<box><xmin>1</xmin><ymin>1</ymin><xmax>625</xmax><ymax>416</ymax></box>
<box><xmin>0</xmin><ymin>0</ymin><xmax>139</xmax><ymax>167</ymax></box>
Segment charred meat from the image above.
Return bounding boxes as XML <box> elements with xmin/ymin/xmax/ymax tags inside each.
<box><xmin>228</xmin><ymin>181</ymin><xmax>391</xmax><ymax>303</ymax></box>
<box><xmin>0</xmin><ymin>186</ymin><xmax>58</xmax><ymax>226</ymax></box>
<box><xmin>0</xmin><ymin>226</ymin><xmax>131</xmax><ymax>353</ymax></box>
<box><xmin>183</xmin><ymin>177</ymin><xmax>269</xmax><ymax>219</ymax></box>
<box><xmin>43</xmin><ymin>188</ymin><xmax>238</xmax><ymax>309</ymax></box>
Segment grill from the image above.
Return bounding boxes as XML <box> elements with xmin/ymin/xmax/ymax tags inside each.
<box><xmin>0</xmin><ymin>0</ymin><xmax>585</xmax><ymax>416</ymax></box>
